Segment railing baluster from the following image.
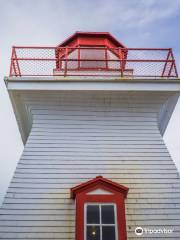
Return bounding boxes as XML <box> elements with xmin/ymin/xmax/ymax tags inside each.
<box><xmin>105</xmin><ymin>47</ymin><xmax>108</xmax><ymax>70</ymax></box>
<box><xmin>64</xmin><ymin>47</ymin><xmax>68</xmax><ymax>76</ymax></box>
<box><xmin>78</xmin><ymin>47</ymin><xmax>80</xmax><ymax>70</ymax></box>
<box><xmin>9</xmin><ymin>47</ymin><xmax>14</xmax><ymax>77</ymax></box>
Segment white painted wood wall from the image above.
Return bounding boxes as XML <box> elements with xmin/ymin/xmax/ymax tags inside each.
<box><xmin>0</xmin><ymin>91</ymin><xmax>180</xmax><ymax>239</ymax></box>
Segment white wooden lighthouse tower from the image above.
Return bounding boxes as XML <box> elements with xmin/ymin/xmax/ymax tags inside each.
<box><xmin>1</xmin><ymin>32</ymin><xmax>180</xmax><ymax>239</ymax></box>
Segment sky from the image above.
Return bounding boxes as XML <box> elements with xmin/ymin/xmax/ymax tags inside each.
<box><xmin>0</xmin><ymin>0</ymin><xmax>180</xmax><ymax>205</ymax></box>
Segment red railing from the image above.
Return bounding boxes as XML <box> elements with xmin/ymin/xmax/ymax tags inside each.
<box><xmin>9</xmin><ymin>47</ymin><xmax>178</xmax><ymax>78</ymax></box>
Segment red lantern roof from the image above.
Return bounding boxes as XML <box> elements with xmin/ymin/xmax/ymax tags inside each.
<box><xmin>57</xmin><ymin>31</ymin><xmax>126</xmax><ymax>48</ymax></box>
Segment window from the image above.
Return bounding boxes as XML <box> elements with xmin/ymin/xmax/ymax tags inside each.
<box><xmin>85</xmin><ymin>204</ymin><xmax>117</xmax><ymax>240</ymax></box>
<box><xmin>71</xmin><ymin>176</ymin><xmax>129</xmax><ymax>240</ymax></box>
<box><xmin>80</xmin><ymin>48</ymin><xmax>106</xmax><ymax>69</ymax></box>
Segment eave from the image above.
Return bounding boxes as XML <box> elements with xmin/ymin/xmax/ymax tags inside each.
<box><xmin>5</xmin><ymin>77</ymin><xmax>180</xmax><ymax>144</ymax></box>
<box><xmin>5</xmin><ymin>77</ymin><xmax>180</xmax><ymax>92</ymax></box>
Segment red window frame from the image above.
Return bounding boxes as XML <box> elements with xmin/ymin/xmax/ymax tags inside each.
<box><xmin>71</xmin><ymin>176</ymin><xmax>129</xmax><ymax>240</ymax></box>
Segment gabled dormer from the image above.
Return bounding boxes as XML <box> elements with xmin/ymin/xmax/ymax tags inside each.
<box><xmin>71</xmin><ymin>176</ymin><xmax>129</xmax><ymax>240</ymax></box>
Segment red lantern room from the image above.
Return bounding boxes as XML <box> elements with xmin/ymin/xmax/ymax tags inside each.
<box><xmin>54</xmin><ymin>32</ymin><xmax>130</xmax><ymax>77</ymax></box>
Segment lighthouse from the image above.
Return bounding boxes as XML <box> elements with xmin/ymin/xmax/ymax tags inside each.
<box><xmin>0</xmin><ymin>32</ymin><xmax>180</xmax><ymax>239</ymax></box>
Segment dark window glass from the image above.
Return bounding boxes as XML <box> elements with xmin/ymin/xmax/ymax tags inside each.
<box><xmin>101</xmin><ymin>205</ymin><xmax>115</xmax><ymax>224</ymax></box>
<box><xmin>102</xmin><ymin>226</ymin><xmax>116</xmax><ymax>240</ymax></box>
<box><xmin>87</xmin><ymin>226</ymin><xmax>100</xmax><ymax>240</ymax></box>
<box><xmin>87</xmin><ymin>205</ymin><xmax>100</xmax><ymax>224</ymax></box>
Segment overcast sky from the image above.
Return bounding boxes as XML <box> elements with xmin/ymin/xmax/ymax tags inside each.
<box><xmin>0</xmin><ymin>0</ymin><xmax>180</xmax><ymax>205</ymax></box>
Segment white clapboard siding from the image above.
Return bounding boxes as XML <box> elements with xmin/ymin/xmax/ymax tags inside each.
<box><xmin>0</xmin><ymin>91</ymin><xmax>180</xmax><ymax>239</ymax></box>
<box><xmin>16</xmin><ymin>162</ymin><xmax>177</xmax><ymax>169</ymax></box>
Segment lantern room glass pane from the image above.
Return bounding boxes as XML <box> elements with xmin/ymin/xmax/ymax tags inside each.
<box><xmin>87</xmin><ymin>205</ymin><xmax>100</xmax><ymax>224</ymax></box>
<box><xmin>87</xmin><ymin>226</ymin><xmax>100</xmax><ymax>240</ymax></box>
<box><xmin>101</xmin><ymin>205</ymin><xmax>115</xmax><ymax>224</ymax></box>
<box><xmin>80</xmin><ymin>49</ymin><xmax>106</xmax><ymax>69</ymax></box>
<box><xmin>102</xmin><ymin>226</ymin><xmax>116</xmax><ymax>240</ymax></box>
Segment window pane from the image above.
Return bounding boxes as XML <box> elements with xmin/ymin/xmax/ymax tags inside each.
<box><xmin>102</xmin><ymin>226</ymin><xmax>116</xmax><ymax>240</ymax></box>
<box><xmin>87</xmin><ymin>226</ymin><xmax>100</xmax><ymax>240</ymax></box>
<box><xmin>87</xmin><ymin>205</ymin><xmax>100</xmax><ymax>224</ymax></box>
<box><xmin>101</xmin><ymin>205</ymin><xmax>115</xmax><ymax>224</ymax></box>
<box><xmin>80</xmin><ymin>49</ymin><xmax>106</xmax><ymax>68</ymax></box>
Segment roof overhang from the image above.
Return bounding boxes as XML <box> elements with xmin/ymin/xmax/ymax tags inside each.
<box><xmin>5</xmin><ymin>77</ymin><xmax>180</xmax><ymax>144</ymax></box>
<box><xmin>5</xmin><ymin>77</ymin><xmax>180</xmax><ymax>92</ymax></box>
